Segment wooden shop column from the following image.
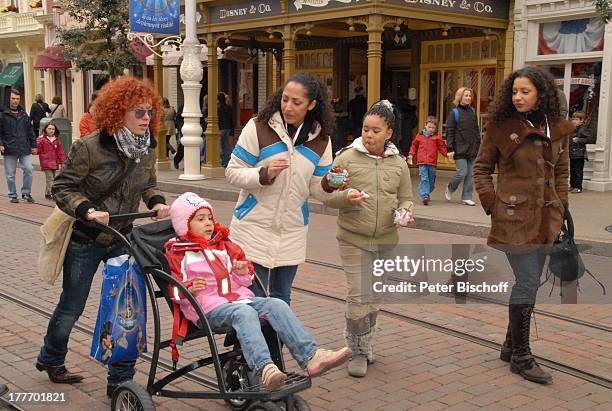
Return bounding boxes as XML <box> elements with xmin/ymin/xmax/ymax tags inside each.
<box><xmin>153</xmin><ymin>52</ymin><xmax>169</xmax><ymax>164</ymax></box>
<box><xmin>282</xmin><ymin>24</ymin><xmax>296</xmax><ymax>83</ymax></box>
<box><xmin>366</xmin><ymin>15</ymin><xmax>383</xmax><ymax>107</ymax></box>
<box><xmin>203</xmin><ymin>34</ymin><xmax>225</xmax><ymax>178</ymax></box>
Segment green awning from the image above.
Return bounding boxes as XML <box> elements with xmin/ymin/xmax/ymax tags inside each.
<box><xmin>0</xmin><ymin>63</ymin><xmax>24</xmax><ymax>87</ymax></box>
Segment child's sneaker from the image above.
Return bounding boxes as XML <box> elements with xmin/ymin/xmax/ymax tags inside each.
<box><xmin>422</xmin><ymin>198</ymin><xmax>430</xmax><ymax>205</ymax></box>
<box><xmin>307</xmin><ymin>347</ymin><xmax>351</xmax><ymax>377</ymax></box>
<box><xmin>261</xmin><ymin>363</ymin><xmax>286</xmax><ymax>391</ymax></box>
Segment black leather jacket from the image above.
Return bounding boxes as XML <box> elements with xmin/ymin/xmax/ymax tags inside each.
<box><xmin>0</xmin><ymin>106</ymin><xmax>36</xmax><ymax>156</ymax></box>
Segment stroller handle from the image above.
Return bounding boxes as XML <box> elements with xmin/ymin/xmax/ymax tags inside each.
<box><xmin>108</xmin><ymin>210</ymin><xmax>158</xmax><ymax>222</ymax></box>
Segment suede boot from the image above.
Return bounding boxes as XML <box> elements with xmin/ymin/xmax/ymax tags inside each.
<box><xmin>509</xmin><ymin>304</ymin><xmax>552</xmax><ymax>384</ymax></box>
<box><xmin>344</xmin><ymin>313</ymin><xmax>376</xmax><ymax>378</ymax></box>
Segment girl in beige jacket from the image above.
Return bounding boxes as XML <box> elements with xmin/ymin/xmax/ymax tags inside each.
<box><xmin>325</xmin><ymin>100</ymin><xmax>414</xmax><ymax>377</ymax></box>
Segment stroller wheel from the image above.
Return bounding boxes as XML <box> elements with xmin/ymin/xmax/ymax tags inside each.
<box><xmin>222</xmin><ymin>355</ymin><xmax>252</xmax><ymax>411</ymax></box>
<box><xmin>246</xmin><ymin>401</ymin><xmax>283</xmax><ymax>411</ymax></box>
<box><xmin>111</xmin><ymin>381</ymin><xmax>155</xmax><ymax>411</ymax></box>
<box><xmin>290</xmin><ymin>394</ymin><xmax>311</xmax><ymax>411</ymax></box>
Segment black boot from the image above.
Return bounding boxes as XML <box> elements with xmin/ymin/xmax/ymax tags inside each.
<box><xmin>500</xmin><ymin>322</ymin><xmax>512</xmax><ymax>362</ymax></box>
<box><xmin>509</xmin><ymin>304</ymin><xmax>552</xmax><ymax>384</ymax></box>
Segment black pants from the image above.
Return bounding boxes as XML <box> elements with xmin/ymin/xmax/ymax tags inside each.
<box><xmin>173</xmin><ymin>138</ymin><xmax>184</xmax><ymax>168</ymax></box>
<box><xmin>165</xmin><ymin>134</ymin><xmax>176</xmax><ymax>156</ymax></box>
<box><xmin>570</xmin><ymin>158</ymin><xmax>585</xmax><ymax>189</ymax></box>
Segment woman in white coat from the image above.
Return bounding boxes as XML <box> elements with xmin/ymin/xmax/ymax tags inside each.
<box><xmin>226</xmin><ymin>73</ymin><xmax>343</xmax><ymax>305</ymax></box>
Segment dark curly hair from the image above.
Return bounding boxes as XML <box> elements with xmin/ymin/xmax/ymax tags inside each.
<box><xmin>364</xmin><ymin>100</ymin><xmax>402</xmax><ymax>146</ymax></box>
<box><xmin>92</xmin><ymin>77</ymin><xmax>163</xmax><ymax>136</ymax></box>
<box><xmin>257</xmin><ymin>72</ymin><xmax>334</xmax><ymax>137</ymax></box>
<box><xmin>488</xmin><ymin>66</ymin><xmax>561</xmax><ymax>123</ymax></box>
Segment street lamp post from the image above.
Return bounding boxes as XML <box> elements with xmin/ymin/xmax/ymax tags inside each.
<box><xmin>178</xmin><ymin>0</ymin><xmax>204</xmax><ymax>180</ymax></box>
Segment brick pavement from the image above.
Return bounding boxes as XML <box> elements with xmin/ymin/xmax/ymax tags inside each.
<box><xmin>0</xmin><ymin>174</ymin><xmax>610</xmax><ymax>410</ymax></box>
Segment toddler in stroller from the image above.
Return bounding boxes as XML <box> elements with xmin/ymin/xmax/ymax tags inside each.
<box><xmin>165</xmin><ymin>192</ymin><xmax>351</xmax><ymax>390</ymax></box>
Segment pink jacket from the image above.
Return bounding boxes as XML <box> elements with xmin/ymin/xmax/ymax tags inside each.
<box><xmin>164</xmin><ymin>237</ymin><xmax>255</xmax><ymax>324</ymax></box>
<box><xmin>36</xmin><ymin>135</ymin><xmax>65</xmax><ymax>170</ymax></box>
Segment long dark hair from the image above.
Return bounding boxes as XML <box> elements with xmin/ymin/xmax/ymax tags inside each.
<box><xmin>257</xmin><ymin>72</ymin><xmax>334</xmax><ymax>137</ymax></box>
<box><xmin>364</xmin><ymin>100</ymin><xmax>402</xmax><ymax>145</ymax></box>
<box><xmin>488</xmin><ymin>66</ymin><xmax>561</xmax><ymax>123</ymax></box>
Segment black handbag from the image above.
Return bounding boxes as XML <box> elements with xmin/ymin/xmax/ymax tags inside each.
<box><xmin>543</xmin><ymin>209</ymin><xmax>606</xmax><ymax>295</ymax></box>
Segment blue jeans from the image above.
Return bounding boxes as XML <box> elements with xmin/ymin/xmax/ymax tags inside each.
<box><xmin>220</xmin><ymin>129</ymin><xmax>232</xmax><ymax>167</ymax></box>
<box><xmin>207</xmin><ymin>297</ymin><xmax>318</xmax><ymax>372</ymax></box>
<box><xmin>506</xmin><ymin>249</ymin><xmax>546</xmax><ymax>305</ymax></box>
<box><xmin>418</xmin><ymin>165</ymin><xmax>437</xmax><ymax>199</ymax></box>
<box><xmin>251</xmin><ymin>263</ymin><xmax>298</xmax><ymax>306</ymax></box>
<box><xmin>37</xmin><ymin>238</ymin><xmax>136</xmax><ymax>384</ymax></box>
<box><xmin>447</xmin><ymin>158</ymin><xmax>474</xmax><ymax>201</ymax></box>
<box><xmin>3</xmin><ymin>154</ymin><xmax>33</xmax><ymax>198</ymax></box>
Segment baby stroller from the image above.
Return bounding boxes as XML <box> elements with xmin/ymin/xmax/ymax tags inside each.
<box><xmin>95</xmin><ymin>213</ymin><xmax>312</xmax><ymax>411</ymax></box>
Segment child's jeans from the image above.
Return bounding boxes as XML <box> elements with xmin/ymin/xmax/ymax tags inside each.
<box><xmin>570</xmin><ymin>158</ymin><xmax>585</xmax><ymax>189</ymax></box>
<box><xmin>418</xmin><ymin>164</ymin><xmax>437</xmax><ymax>199</ymax></box>
<box><xmin>206</xmin><ymin>297</ymin><xmax>318</xmax><ymax>372</ymax></box>
<box><xmin>43</xmin><ymin>169</ymin><xmax>57</xmax><ymax>197</ymax></box>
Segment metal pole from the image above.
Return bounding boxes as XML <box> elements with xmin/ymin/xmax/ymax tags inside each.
<box><xmin>178</xmin><ymin>0</ymin><xmax>204</xmax><ymax>180</ymax></box>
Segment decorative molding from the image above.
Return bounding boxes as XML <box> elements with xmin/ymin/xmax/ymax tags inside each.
<box><xmin>127</xmin><ymin>32</ymin><xmax>182</xmax><ymax>58</ymax></box>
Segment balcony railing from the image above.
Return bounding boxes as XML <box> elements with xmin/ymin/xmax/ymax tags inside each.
<box><xmin>0</xmin><ymin>9</ymin><xmax>44</xmax><ymax>35</ymax></box>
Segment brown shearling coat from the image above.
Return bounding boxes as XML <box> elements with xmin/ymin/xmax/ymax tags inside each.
<box><xmin>473</xmin><ymin>116</ymin><xmax>574</xmax><ymax>247</ymax></box>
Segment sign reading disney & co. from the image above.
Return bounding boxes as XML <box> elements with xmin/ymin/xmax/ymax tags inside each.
<box><xmin>211</xmin><ymin>1</ymin><xmax>281</xmax><ymax>23</ymax></box>
<box><xmin>289</xmin><ymin>0</ymin><xmax>362</xmax><ymax>13</ymax></box>
<box><xmin>387</xmin><ymin>0</ymin><xmax>509</xmax><ymax>20</ymax></box>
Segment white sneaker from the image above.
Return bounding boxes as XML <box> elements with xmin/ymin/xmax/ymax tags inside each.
<box><xmin>444</xmin><ymin>186</ymin><xmax>452</xmax><ymax>201</ymax></box>
<box><xmin>462</xmin><ymin>199</ymin><xmax>476</xmax><ymax>206</ymax></box>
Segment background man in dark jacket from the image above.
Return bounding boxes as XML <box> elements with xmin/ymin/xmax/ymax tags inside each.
<box><xmin>29</xmin><ymin>93</ymin><xmax>50</xmax><ymax>135</ymax></box>
<box><xmin>0</xmin><ymin>89</ymin><xmax>37</xmax><ymax>203</ymax></box>
<box><xmin>217</xmin><ymin>92</ymin><xmax>234</xmax><ymax>167</ymax></box>
<box><xmin>348</xmin><ymin>86</ymin><xmax>367</xmax><ymax>140</ymax></box>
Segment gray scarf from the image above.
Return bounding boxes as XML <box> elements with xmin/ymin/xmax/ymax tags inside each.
<box><xmin>113</xmin><ymin>126</ymin><xmax>150</xmax><ymax>162</ymax></box>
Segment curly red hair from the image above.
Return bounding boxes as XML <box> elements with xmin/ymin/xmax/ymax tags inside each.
<box><xmin>92</xmin><ymin>77</ymin><xmax>163</xmax><ymax>136</ymax></box>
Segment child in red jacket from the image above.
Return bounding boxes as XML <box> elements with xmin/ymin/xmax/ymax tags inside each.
<box><xmin>36</xmin><ymin>122</ymin><xmax>65</xmax><ymax>200</ymax></box>
<box><xmin>408</xmin><ymin>117</ymin><xmax>448</xmax><ymax>205</ymax></box>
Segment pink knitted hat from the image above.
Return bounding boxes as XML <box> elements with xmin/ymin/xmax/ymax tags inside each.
<box><xmin>170</xmin><ymin>192</ymin><xmax>214</xmax><ymax>237</ymax></box>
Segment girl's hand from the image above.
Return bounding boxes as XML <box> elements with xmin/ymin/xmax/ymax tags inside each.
<box><xmin>190</xmin><ymin>277</ymin><xmax>207</xmax><ymax>294</ymax></box>
<box><xmin>347</xmin><ymin>188</ymin><xmax>368</xmax><ymax>206</ymax></box>
<box><xmin>233</xmin><ymin>259</ymin><xmax>249</xmax><ymax>276</ymax></box>
<box><xmin>268</xmin><ymin>159</ymin><xmax>289</xmax><ymax>179</ymax></box>
<box><xmin>394</xmin><ymin>208</ymin><xmax>415</xmax><ymax>227</ymax></box>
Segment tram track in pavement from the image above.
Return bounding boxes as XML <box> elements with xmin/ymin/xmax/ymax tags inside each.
<box><xmin>0</xmin><ymin>206</ymin><xmax>610</xmax><ymax>391</ymax></box>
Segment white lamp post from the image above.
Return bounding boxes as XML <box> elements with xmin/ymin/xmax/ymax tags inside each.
<box><xmin>178</xmin><ymin>0</ymin><xmax>204</xmax><ymax>180</ymax></box>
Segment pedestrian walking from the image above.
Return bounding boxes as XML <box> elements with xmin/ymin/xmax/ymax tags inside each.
<box><xmin>408</xmin><ymin>116</ymin><xmax>448</xmax><ymax>205</ymax></box>
<box><xmin>325</xmin><ymin>100</ymin><xmax>414</xmax><ymax>377</ymax></box>
<box><xmin>445</xmin><ymin>86</ymin><xmax>480</xmax><ymax>206</ymax></box>
<box><xmin>162</xmin><ymin>97</ymin><xmax>177</xmax><ymax>157</ymax></box>
<box><xmin>30</xmin><ymin>94</ymin><xmax>51</xmax><ymax>135</ymax></box>
<box><xmin>348</xmin><ymin>86</ymin><xmax>367</xmax><ymax>140</ymax></box>
<box><xmin>79</xmin><ymin>91</ymin><xmax>99</xmax><ymax>138</ymax></box>
<box><xmin>473</xmin><ymin>66</ymin><xmax>573</xmax><ymax>384</ymax></box>
<box><xmin>165</xmin><ymin>192</ymin><xmax>351</xmax><ymax>390</ymax></box>
<box><xmin>568</xmin><ymin>111</ymin><xmax>592</xmax><ymax>193</ymax></box>
<box><xmin>0</xmin><ymin>89</ymin><xmax>37</xmax><ymax>203</ymax></box>
<box><xmin>218</xmin><ymin>92</ymin><xmax>234</xmax><ymax>167</ymax></box>
<box><xmin>47</xmin><ymin>96</ymin><xmax>65</xmax><ymax>119</ymax></box>
<box><xmin>226</xmin><ymin>72</ymin><xmax>342</xmax><ymax>305</ymax></box>
<box><xmin>36</xmin><ymin>122</ymin><xmax>65</xmax><ymax>200</ymax></box>
<box><xmin>36</xmin><ymin>77</ymin><xmax>170</xmax><ymax>397</ymax></box>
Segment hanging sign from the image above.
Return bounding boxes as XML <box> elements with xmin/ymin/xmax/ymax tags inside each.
<box><xmin>386</xmin><ymin>0</ymin><xmax>509</xmax><ymax>20</ymax></box>
<box><xmin>130</xmin><ymin>0</ymin><xmax>180</xmax><ymax>35</ymax></box>
<box><xmin>290</xmin><ymin>0</ymin><xmax>360</xmax><ymax>13</ymax></box>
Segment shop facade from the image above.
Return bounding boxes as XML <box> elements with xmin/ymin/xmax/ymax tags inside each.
<box><xmin>514</xmin><ymin>0</ymin><xmax>611</xmax><ymax>191</ymax></box>
<box><xmin>183</xmin><ymin>0</ymin><xmax>514</xmax><ymax>174</ymax></box>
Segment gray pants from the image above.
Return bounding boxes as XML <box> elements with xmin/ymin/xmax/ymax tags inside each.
<box><xmin>43</xmin><ymin>169</ymin><xmax>57</xmax><ymax>197</ymax></box>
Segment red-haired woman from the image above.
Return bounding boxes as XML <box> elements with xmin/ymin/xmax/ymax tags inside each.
<box><xmin>36</xmin><ymin>77</ymin><xmax>170</xmax><ymax>396</ymax></box>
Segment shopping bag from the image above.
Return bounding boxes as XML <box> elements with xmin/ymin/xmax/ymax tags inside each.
<box><xmin>91</xmin><ymin>255</ymin><xmax>147</xmax><ymax>364</ymax></box>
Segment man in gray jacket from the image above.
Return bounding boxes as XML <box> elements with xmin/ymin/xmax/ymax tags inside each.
<box><xmin>0</xmin><ymin>89</ymin><xmax>37</xmax><ymax>203</ymax></box>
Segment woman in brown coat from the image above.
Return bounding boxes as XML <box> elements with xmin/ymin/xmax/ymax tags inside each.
<box><xmin>473</xmin><ymin>66</ymin><xmax>573</xmax><ymax>384</ymax></box>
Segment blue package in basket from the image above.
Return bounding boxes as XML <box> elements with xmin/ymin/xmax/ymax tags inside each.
<box><xmin>91</xmin><ymin>255</ymin><xmax>147</xmax><ymax>365</ymax></box>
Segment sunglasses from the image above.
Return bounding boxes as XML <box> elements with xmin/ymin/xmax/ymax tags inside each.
<box><xmin>134</xmin><ymin>108</ymin><xmax>155</xmax><ymax>119</ymax></box>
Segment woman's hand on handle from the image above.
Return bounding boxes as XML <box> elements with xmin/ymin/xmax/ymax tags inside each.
<box><xmin>152</xmin><ymin>203</ymin><xmax>171</xmax><ymax>220</ymax></box>
<box><xmin>86</xmin><ymin>210</ymin><xmax>110</xmax><ymax>225</ymax></box>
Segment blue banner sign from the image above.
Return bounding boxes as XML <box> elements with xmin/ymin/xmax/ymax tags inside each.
<box><xmin>130</xmin><ymin>0</ymin><xmax>180</xmax><ymax>35</ymax></box>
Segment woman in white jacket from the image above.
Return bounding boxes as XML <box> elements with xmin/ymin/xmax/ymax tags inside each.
<box><xmin>226</xmin><ymin>73</ymin><xmax>343</xmax><ymax>305</ymax></box>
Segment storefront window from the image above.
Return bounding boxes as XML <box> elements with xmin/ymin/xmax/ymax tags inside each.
<box><xmin>538</xmin><ymin>18</ymin><xmax>604</xmax><ymax>55</ymax></box>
